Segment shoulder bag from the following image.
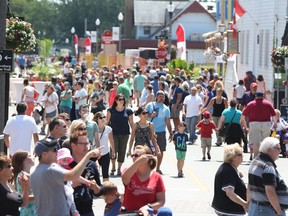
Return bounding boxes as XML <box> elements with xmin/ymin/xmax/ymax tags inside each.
<box><xmin>218</xmin><ymin>111</ymin><xmax>237</xmax><ymax>138</ymax></box>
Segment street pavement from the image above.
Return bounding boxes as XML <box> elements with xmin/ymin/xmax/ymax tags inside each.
<box><xmin>6</xmin><ymin>104</ymin><xmax>288</xmax><ymax>215</ymax></box>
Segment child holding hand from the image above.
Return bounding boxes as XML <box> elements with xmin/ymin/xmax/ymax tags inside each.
<box><xmin>196</xmin><ymin>111</ymin><xmax>217</xmax><ymax>161</ymax></box>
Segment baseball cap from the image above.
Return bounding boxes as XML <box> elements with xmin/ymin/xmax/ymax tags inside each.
<box><xmin>34</xmin><ymin>138</ymin><xmax>59</xmax><ymax>157</ymax></box>
<box><xmin>57</xmin><ymin>148</ymin><xmax>73</xmax><ymax>164</ymax></box>
<box><xmin>203</xmin><ymin>111</ymin><xmax>211</xmax><ymax>118</ymax></box>
<box><xmin>112</xmin><ymin>81</ymin><xmax>118</xmax><ymax>85</ymax></box>
<box><xmin>213</xmin><ymin>73</ymin><xmax>219</xmax><ymax>78</ymax></box>
<box><xmin>250</xmin><ymin>82</ymin><xmax>257</xmax><ymax>88</ymax></box>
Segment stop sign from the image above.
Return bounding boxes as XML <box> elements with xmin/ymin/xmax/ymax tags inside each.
<box><xmin>155</xmin><ymin>47</ymin><xmax>168</xmax><ymax>59</ymax></box>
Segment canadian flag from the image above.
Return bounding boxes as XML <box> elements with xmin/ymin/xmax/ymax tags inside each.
<box><xmin>85</xmin><ymin>37</ymin><xmax>91</xmax><ymax>55</ymax></box>
<box><xmin>74</xmin><ymin>34</ymin><xmax>78</xmax><ymax>56</ymax></box>
<box><xmin>176</xmin><ymin>24</ymin><xmax>186</xmax><ymax>60</ymax></box>
<box><xmin>234</xmin><ymin>0</ymin><xmax>246</xmax><ymax>23</ymax></box>
<box><xmin>231</xmin><ymin>0</ymin><xmax>246</xmax><ymax>38</ymax></box>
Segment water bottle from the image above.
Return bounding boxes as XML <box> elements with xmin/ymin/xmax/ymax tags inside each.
<box><xmin>147</xmin><ymin>208</ymin><xmax>154</xmax><ymax>216</ymax></box>
<box><xmin>271</xmin><ymin>130</ymin><xmax>277</xmax><ymax>137</ymax></box>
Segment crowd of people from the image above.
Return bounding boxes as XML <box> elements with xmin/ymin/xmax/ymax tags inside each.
<box><xmin>2</xmin><ymin>59</ymin><xmax>288</xmax><ymax>215</ymax></box>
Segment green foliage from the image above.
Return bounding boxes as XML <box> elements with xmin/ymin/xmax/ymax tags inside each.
<box><xmin>32</xmin><ymin>62</ymin><xmax>61</xmax><ymax>80</ymax></box>
<box><xmin>168</xmin><ymin>58</ymin><xmax>195</xmax><ymax>75</ymax></box>
<box><xmin>10</xmin><ymin>0</ymin><xmax>124</xmax><ymax>44</ymax></box>
<box><xmin>271</xmin><ymin>46</ymin><xmax>288</xmax><ymax>73</ymax></box>
<box><xmin>6</xmin><ymin>17</ymin><xmax>36</xmax><ymax>53</ymax></box>
<box><xmin>38</xmin><ymin>39</ymin><xmax>53</xmax><ymax>60</ymax></box>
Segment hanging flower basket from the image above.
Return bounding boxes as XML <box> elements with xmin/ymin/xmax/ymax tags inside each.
<box><xmin>271</xmin><ymin>46</ymin><xmax>288</xmax><ymax>68</ymax></box>
<box><xmin>6</xmin><ymin>17</ymin><xmax>36</xmax><ymax>54</ymax></box>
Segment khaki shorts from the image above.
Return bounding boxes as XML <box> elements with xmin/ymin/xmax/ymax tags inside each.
<box><xmin>135</xmin><ymin>90</ymin><xmax>141</xmax><ymax>99</ymax></box>
<box><xmin>171</xmin><ymin>103</ymin><xmax>183</xmax><ymax>118</ymax></box>
<box><xmin>249</xmin><ymin>121</ymin><xmax>271</xmax><ymax>148</ymax></box>
<box><xmin>201</xmin><ymin>137</ymin><xmax>212</xmax><ymax>148</ymax></box>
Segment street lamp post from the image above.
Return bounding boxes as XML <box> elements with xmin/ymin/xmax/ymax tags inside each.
<box><xmin>167</xmin><ymin>1</ymin><xmax>175</xmax><ymax>59</ymax></box>
<box><xmin>95</xmin><ymin>18</ymin><xmax>100</xmax><ymax>57</ymax></box>
<box><xmin>118</xmin><ymin>12</ymin><xmax>124</xmax><ymax>55</ymax></box>
<box><xmin>71</xmin><ymin>27</ymin><xmax>75</xmax><ymax>55</ymax></box>
<box><xmin>218</xmin><ymin>23</ymin><xmax>225</xmax><ymax>76</ymax></box>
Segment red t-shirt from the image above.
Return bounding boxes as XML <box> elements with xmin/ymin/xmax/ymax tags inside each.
<box><xmin>196</xmin><ymin>121</ymin><xmax>216</xmax><ymax>138</ymax></box>
<box><xmin>122</xmin><ymin>171</ymin><xmax>166</xmax><ymax>211</ymax></box>
<box><xmin>242</xmin><ymin>99</ymin><xmax>276</xmax><ymax>122</ymax></box>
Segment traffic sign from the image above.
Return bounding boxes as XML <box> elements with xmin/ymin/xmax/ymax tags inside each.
<box><xmin>102</xmin><ymin>30</ymin><xmax>113</xmax><ymax>44</ymax></box>
<box><xmin>155</xmin><ymin>47</ymin><xmax>168</xmax><ymax>59</ymax></box>
<box><xmin>0</xmin><ymin>50</ymin><xmax>13</xmax><ymax>72</ymax></box>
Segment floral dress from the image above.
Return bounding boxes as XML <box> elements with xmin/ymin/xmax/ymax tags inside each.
<box><xmin>16</xmin><ymin>173</ymin><xmax>37</xmax><ymax>216</ymax></box>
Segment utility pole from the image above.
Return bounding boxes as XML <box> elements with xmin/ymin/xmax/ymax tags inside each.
<box><xmin>0</xmin><ymin>0</ymin><xmax>9</xmax><ymax>153</ymax></box>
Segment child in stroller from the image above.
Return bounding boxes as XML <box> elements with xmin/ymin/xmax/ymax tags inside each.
<box><xmin>274</xmin><ymin>109</ymin><xmax>288</xmax><ymax>157</ymax></box>
<box><xmin>33</xmin><ymin>103</ymin><xmax>44</xmax><ymax>125</ymax></box>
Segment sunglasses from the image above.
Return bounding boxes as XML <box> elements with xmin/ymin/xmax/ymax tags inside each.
<box><xmin>99</xmin><ymin>116</ymin><xmax>106</xmax><ymax>119</ymax></box>
<box><xmin>142</xmin><ymin>112</ymin><xmax>148</xmax><ymax>115</ymax></box>
<box><xmin>1</xmin><ymin>164</ymin><xmax>12</xmax><ymax>169</ymax></box>
<box><xmin>81</xmin><ymin>109</ymin><xmax>89</xmax><ymax>113</ymax></box>
<box><xmin>65</xmin><ymin>118</ymin><xmax>70</xmax><ymax>121</ymax></box>
<box><xmin>77</xmin><ymin>127</ymin><xmax>87</xmax><ymax>131</ymax></box>
<box><xmin>273</xmin><ymin>146</ymin><xmax>281</xmax><ymax>151</ymax></box>
<box><xmin>117</xmin><ymin>98</ymin><xmax>125</xmax><ymax>101</ymax></box>
<box><xmin>131</xmin><ymin>153</ymin><xmax>140</xmax><ymax>158</ymax></box>
<box><xmin>60</xmin><ymin>125</ymin><xmax>67</xmax><ymax>128</ymax></box>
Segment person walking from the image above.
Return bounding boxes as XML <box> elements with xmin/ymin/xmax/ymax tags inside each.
<box><xmin>212</xmin><ymin>144</ymin><xmax>248</xmax><ymax>215</ymax></box>
<box><xmin>127</xmin><ymin>107</ymin><xmax>160</xmax><ymax>157</ymax></box>
<box><xmin>171</xmin><ymin>77</ymin><xmax>183</xmax><ymax>130</ymax></box>
<box><xmin>241</xmin><ymin>91</ymin><xmax>277</xmax><ymax>158</ymax></box>
<box><xmin>3</xmin><ymin>102</ymin><xmax>38</xmax><ymax>156</ymax></box>
<box><xmin>182</xmin><ymin>86</ymin><xmax>203</xmax><ymax>145</ymax></box>
<box><xmin>146</xmin><ymin>90</ymin><xmax>173</xmax><ymax>174</ymax></box>
<box><xmin>218</xmin><ymin>99</ymin><xmax>247</xmax><ymax>145</ymax></box>
<box><xmin>106</xmin><ymin>94</ymin><xmax>134</xmax><ymax>176</ymax></box>
<box><xmin>21</xmin><ymin>79</ymin><xmax>39</xmax><ymax>116</ymax></box>
<box><xmin>173</xmin><ymin>121</ymin><xmax>188</xmax><ymax>177</ymax></box>
<box><xmin>196</xmin><ymin>111</ymin><xmax>217</xmax><ymax>161</ymax></box>
<box><xmin>203</xmin><ymin>88</ymin><xmax>228</xmax><ymax>146</ymax></box>
<box><xmin>248</xmin><ymin>137</ymin><xmax>288</xmax><ymax>216</ymax></box>
<box><xmin>93</xmin><ymin>112</ymin><xmax>116</xmax><ymax>182</ymax></box>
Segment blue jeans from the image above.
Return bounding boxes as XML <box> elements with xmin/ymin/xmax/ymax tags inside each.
<box><xmin>185</xmin><ymin>116</ymin><xmax>198</xmax><ymax>142</ymax></box>
<box><xmin>59</xmin><ymin>106</ymin><xmax>71</xmax><ymax>115</ymax></box>
<box><xmin>248</xmin><ymin>202</ymin><xmax>286</xmax><ymax>216</ymax></box>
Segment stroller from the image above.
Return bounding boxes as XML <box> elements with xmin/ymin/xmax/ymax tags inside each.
<box><xmin>33</xmin><ymin>103</ymin><xmax>44</xmax><ymax>125</ymax></box>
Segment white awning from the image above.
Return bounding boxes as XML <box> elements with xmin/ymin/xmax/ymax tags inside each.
<box><xmin>202</xmin><ymin>31</ymin><xmax>217</xmax><ymax>38</ymax></box>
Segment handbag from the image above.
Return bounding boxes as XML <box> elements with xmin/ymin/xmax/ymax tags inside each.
<box><xmin>219</xmin><ymin>111</ymin><xmax>237</xmax><ymax>138</ymax></box>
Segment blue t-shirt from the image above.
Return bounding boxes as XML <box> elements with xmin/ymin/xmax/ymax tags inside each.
<box><xmin>104</xmin><ymin>198</ymin><xmax>121</xmax><ymax>216</ymax></box>
<box><xmin>173</xmin><ymin>132</ymin><xmax>188</xmax><ymax>151</ymax></box>
<box><xmin>172</xmin><ymin>85</ymin><xmax>184</xmax><ymax>104</ymax></box>
<box><xmin>222</xmin><ymin>108</ymin><xmax>242</xmax><ymax>124</ymax></box>
<box><xmin>134</xmin><ymin>74</ymin><xmax>146</xmax><ymax>91</ymax></box>
<box><xmin>146</xmin><ymin>102</ymin><xmax>170</xmax><ymax>132</ymax></box>
<box><xmin>150</xmin><ymin>80</ymin><xmax>159</xmax><ymax>95</ymax></box>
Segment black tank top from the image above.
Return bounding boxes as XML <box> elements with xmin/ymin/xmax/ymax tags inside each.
<box><xmin>213</xmin><ymin>98</ymin><xmax>225</xmax><ymax>117</ymax></box>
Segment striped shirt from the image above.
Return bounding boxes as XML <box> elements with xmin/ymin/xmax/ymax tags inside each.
<box><xmin>248</xmin><ymin>153</ymin><xmax>288</xmax><ymax>207</ymax></box>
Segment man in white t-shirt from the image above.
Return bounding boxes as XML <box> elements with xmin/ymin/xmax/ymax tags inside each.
<box><xmin>73</xmin><ymin>81</ymin><xmax>88</xmax><ymax>119</ymax></box>
<box><xmin>3</xmin><ymin>102</ymin><xmax>39</xmax><ymax>155</ymax></box>
<box><xmin>183</xmin><ymin>87</ymin><xmax>203</xmax><ymax>144</ymax></box>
